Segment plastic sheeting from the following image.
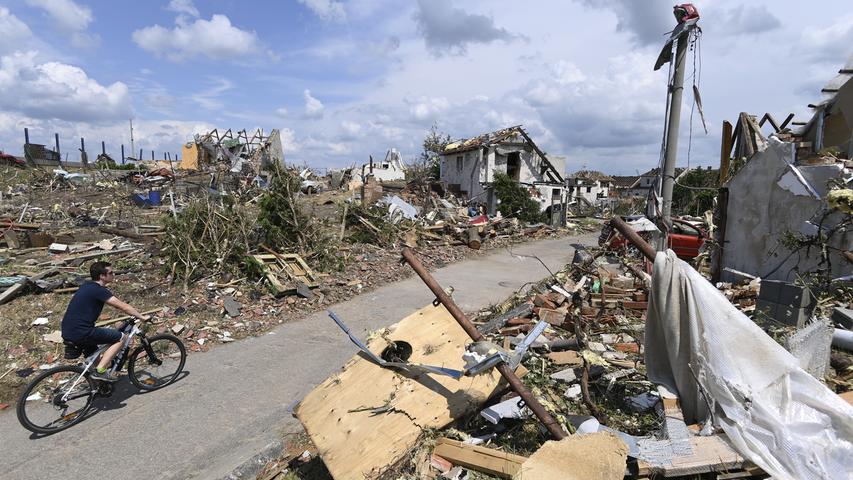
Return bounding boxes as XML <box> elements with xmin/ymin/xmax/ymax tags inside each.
<box><xmin>645</xmin><ymin>250</ymin><xmax>853</xmax><ymax>480</ymax></box>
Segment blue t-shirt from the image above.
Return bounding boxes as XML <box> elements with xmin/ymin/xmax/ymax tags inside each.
<box><xmin>61</xmin><ymin>281</ymin><xmax>114</xmax><ymax>341</ymax></box>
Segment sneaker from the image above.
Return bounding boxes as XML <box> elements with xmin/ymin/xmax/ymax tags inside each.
<box><xmin>90</xmin><ymin>370</ymin><xmax>119</xmax><ymax>382</ymax></box>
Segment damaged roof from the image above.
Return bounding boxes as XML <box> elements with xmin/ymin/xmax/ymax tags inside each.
<box><xmin>443</xmin><ymin>125</ymin><xmax>526</xmax><ymax>155</ymax></box>
<box><xmin>443</xmin><ymin>125</ymin><xmax>564</xmax><ymax>183</ymax></box>
<box><xmin>569</xmin><ymin>170</ymin><xmax>613</xmax><ymax>181</ymax></box>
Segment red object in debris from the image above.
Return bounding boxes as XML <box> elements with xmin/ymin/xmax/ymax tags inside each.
<box><xmin>601</xmin><ymin>217</ymin><xmax>706</xmax><ymax>261</ymax></box>
<box><xmin>468</xmin><ymin>214</ymin><xmax>488</xmax><ymax>226</ymax></box>
<box><xmin>0</xmin><ymin>151</ymin><xmax>25</xmax><ymax>167</ymax></box>
<box><xmin>613</xmin><ymin>343</ymin><xmax>640</xmax><ymax>354</ymax></box>
<box><xmin>674</xmin><ymin>4</ymin><xmax>700</xmax><ymax>23</ymax></box>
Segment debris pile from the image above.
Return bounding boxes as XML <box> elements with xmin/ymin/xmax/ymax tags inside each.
<box><xmin>283</xmin><ymin>227</ymin><xmax>852</xmax><ymax>479</ymax></box>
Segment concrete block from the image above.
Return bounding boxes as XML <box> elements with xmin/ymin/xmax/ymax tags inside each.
<box><xmin>756</xmin><ymin>298</ymin><xmax>812</xmax><ymax>328</ymax></box>
<box><xmin>832</xmin><ymin>307</ymin><xmax>853</xmax><ymax>329</ymax></box>
<box><xmin>758</xmin><ymin>280</ymin><xmax>813</xmax><ymax>309</ymax></box>
<box><xmin>785</xmin><ymin>319</ymin><xmax>833</xmax><ymax>379</ymax></box>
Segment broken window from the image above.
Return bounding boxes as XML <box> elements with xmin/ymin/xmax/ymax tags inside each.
<box><xmin>586</xmin><ymin>186</ymin><xmax>592</xmax><ymax>193</ymax></box>
<box><xmin>507</xmin><ymin>152</ymin><xmax>521</xmax><ymax>181</ymax></box>
<box><xmin>456</xmin><ymin>156</ymin><xmax>463</xmax><ymax>172</ymax></box>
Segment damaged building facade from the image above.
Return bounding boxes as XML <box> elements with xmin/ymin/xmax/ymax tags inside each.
<box><xmin>438</xmin><ymin>125</ymin><xmax>567</xmax><ymax>218</ymax></box>
<box><xmin>715</xmin><ymin>63</ymin><xmax>853</xmax><ymax>284</ymax></box>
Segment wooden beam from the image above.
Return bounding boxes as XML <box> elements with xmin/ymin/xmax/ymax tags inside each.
<box><xmin>95</xmin><ymin>307</ymin><xmax>164</xmax><ymax>327</ymax></box>
<box><xmin>433</xmin><ymin>438</ymin><xmax>526</xmax><ymax>479</ymax></box>
<box><xmin>719</xmin><ymin>120</ymin><xmax>733</xmax><ymax>186</ymax></box>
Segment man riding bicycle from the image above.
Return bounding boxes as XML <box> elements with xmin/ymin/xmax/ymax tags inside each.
<box><xmin>61</xmin><ymin>261</ymin><xmax>150</xmax><ymax>382</ymax></box>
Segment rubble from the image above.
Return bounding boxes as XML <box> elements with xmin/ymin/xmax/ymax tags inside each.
<box><xmin>1</xmin><ymin>138</ymin><xmax>593</xmax><ymax>421</ymax></box>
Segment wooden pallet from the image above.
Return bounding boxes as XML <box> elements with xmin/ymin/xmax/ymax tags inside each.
<box><xmin>252</xmin><ymin>253</ymin><xmax>318</xmax><ymax>296</ymax></box>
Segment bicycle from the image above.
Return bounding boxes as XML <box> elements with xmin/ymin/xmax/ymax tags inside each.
<box><xmin>16</xmin><ymin>317</ymin><xmax>187</xmax><ymax>435</ymax></box>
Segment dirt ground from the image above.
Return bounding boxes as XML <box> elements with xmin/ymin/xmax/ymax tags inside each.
<box><xmin>0</xmin><ymin>167</ymin><xmax>600</xmax><ymax>406</ymax></box>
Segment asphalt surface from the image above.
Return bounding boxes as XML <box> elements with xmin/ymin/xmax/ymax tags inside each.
<box><xmin>0</xmin><ymin>233</ymin><xmax>597</xmax><ymax>480</ymax></box>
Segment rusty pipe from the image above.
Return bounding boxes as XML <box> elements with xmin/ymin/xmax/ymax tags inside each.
<box><xmin>401</xmin><ymin>247</ymin><xmax>567</xmax><ymax>440</ymax></box>
<box><xmin>609</xmin><ymin>217</ymin><xmax>657</xmax><ymax>262</ymax></box>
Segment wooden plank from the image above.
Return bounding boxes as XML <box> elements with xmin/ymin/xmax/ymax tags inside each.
<box><xmin>295</xmin><ymin>304</ymin><xmax>509</xmax><ymax>480</ymax></box>
<box><xmin>95</xmin><ymin>308</ymin><xmax>164</xmax><ymax>327</ymax></box>
<box><xmin>0</xmin><ymin>282</ymin><xmax>26</xmax><ymax>305</ymax></box>
<box><xmin>433</xmin><ymin>438</ymin><xmax>526</xmax><ymax>479</ymax></box>
<box><xmin>637</xmin><ymin>435</ymin><xmax>751</xmax><ymax>477</ymax></box>
<box><xmin>50</xmin><ymin>247</ymin><xmax>137</xmax><ymax>265</ymax></box>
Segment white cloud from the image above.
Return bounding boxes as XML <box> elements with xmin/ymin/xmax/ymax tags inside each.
<box><xmin>278</xmin><ymin>127</ymin><xmax>299</xmax><ymax>153</ymax></box>
<box><xmin>409</xmin><ymin>96</ymin><xmax>450</xmax><ymax>121</ymax></box>
<box><xmin>798</xmin><ymin>14</ymin><xmax>853</xmax><ymax>64</ymax></box>
<box><xmin>414</xmin><ymin>0</ymin><xmax>518</xmax><ymax>55</ymax></box>
<box><xmin>132</xmin><ymin>14</ymin><xmax>260</xmax><ymax>62</ymax></box>
<box><xmin>327</xmin><ymin>142</ymin><xmax>349</xmax><ymax>155</ymax></box>
<box><xmin>166</xmin><ymin>0</ymin><xmax>199</xmax><ymax>18</ymax></box>
<box><xmin>714</xmin><ymin>5</ymin><xmax>782</xmax><ymax>36</ymax></box>
<box><xmin>579</xmin><ymin>0</ymin><xmax>671</xmax><ymax>46</ymax></box>
<box><xmin>298</xmin><ymin>0</ymin><xmax>346</xmax><ymax>22</ymax></box>
<box><xmin>303</xmin><ymin>89</ymin><xmax>324</xmax><ymax>118</ymax></box>
<box><xmin>0</xmin><ymin>8</ymin><xmax>33</xmax><ymax>54</ymax></box>
<box><xmin>190</xmin><ymin>77</ymin><xmax>233</xmax><ymax>110</ymax></box>
<box><xmin>341</xmin><ymin>120</ymin><xmax>361</xmax><ymax>135</ymax></box>
<box><xmin>522</xmin><ymin>53</ymin><xmax>664</xmax><ymax>153</ymax></box>
<box><xmin>0</xmin><ymin>51</ymin><xmax>130</xmax><ymax>123</ymax></box>
<box><xmin>552</xmin><ymin>60</ymin><xmax>586</xmax><ymax>85</ymax></box>
<box><xmin>25</xmin><ymin>0</ymin><xmax>98</xmax><ymax>47</ymax></box>
<box><xmin>276</xmin><ymin>107</ymin><xmax>289</xmax><ymax>117</ymax></box>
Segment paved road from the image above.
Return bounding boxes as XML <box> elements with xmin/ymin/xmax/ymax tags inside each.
<box><xmin>0</xmin><ymin>233</ymin><xmax>596</xmax><ymax>480</ymax></box>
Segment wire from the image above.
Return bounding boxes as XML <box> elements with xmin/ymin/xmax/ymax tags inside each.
<box><xmin>675</xmin><ymin>30</ymin><xmax>717</xmax><ymax>193</ymax></box>
<box><xmin>505</xmin><ymin>244</ymin><xmax>557</xmax><ymax>282</ymax></box>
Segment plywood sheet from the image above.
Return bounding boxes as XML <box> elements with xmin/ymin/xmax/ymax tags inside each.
<box><xmin>295</xmin><ymin>304</ymin><xmax>507</xmax><ymax>480</ymax></box>
<box><xmin>514</xmin><ymin>432</ymin><xmax>628</xmax><ymax>480</ymax></box>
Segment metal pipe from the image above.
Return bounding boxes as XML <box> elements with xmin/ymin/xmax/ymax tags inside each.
<box><xmin>400</xmin><ymin>247</ymin><xmax>567</xmax><ymax>440</ymax></box>
<box><xmin>609</xmin><ymin>217</ymin><xmax>657</xmax><ymax>262</ymax></box>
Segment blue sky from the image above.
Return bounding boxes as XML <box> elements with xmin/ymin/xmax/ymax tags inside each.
<box><xmin>0</xmin><ymin>0</ymin><xmax>850</xmax><ymax>174</ymax></box>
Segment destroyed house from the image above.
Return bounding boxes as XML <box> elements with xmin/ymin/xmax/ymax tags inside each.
<box><xmin>566</xmin><ymin>170</ymin><xmax>612</xmax><ymax>205</ymax></box>
<box><xmin>714</xmin><ymin>60</ymin><xmax>853</xmax><ymax>284</ymax></box>
<box><xmin>438</xmin><ymin>125</ymin><xmax>567</xmax><ymax>214</ymax></box>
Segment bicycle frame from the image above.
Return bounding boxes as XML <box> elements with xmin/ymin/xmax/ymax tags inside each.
<box><xmin>60</xmin><ymin>321</ymin><xmax>143</xmax><ymax>402</ymax></box>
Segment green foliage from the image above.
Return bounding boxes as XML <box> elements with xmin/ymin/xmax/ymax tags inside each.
<box><xmin>160</xmin><ymin>195</ymin><xmax>256</xmax><ymax>289</ymax></box>
<box><xmin>95</xmin><ymin>155</ymin><xmax>137</xmax><ymax>170</ymax></box>
<box><xmin>342</xmin><ymin>203</ymin><xmax>399</xmax><ymax>246</ymax></box>
<box><xmin>672</xmin><ymin>168</ymin><xmax>718</xmax><ymax>216</ymax></box>
<box><xmin>493</xmin><ymin>172</ymin><xmax>545</xmax><ymax>224</ymax></box>
<box><xmin>257</xmin><ymin>163</ymin><xmax>341</xmax><ymax>271</ymax></box>
<box><xmin>258</xmin><ymin>164</ymin><xmax>310</xmax><ymax>250</ymax></box>
<box><xmin>407</xmin><ymin>123</ymin><xmax>451</xmax><ymax>181</ymax></box>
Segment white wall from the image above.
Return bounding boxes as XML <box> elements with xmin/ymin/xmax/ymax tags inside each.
<box><xmin>721</xmin><ymin>136</ymin><xmax>852</xmax><ymax>282</ymax></box>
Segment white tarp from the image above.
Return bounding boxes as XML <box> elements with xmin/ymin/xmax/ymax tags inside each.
<box><xmin>645</xmin><ymin>250</ymin><xmax>853</xmax><ymax>480</ymax></box>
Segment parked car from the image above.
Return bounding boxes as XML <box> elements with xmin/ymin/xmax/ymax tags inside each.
<box><xmin>599</xmin><ymin>216</ymin><xmax>707</xmax><ymax>260</ymax></box>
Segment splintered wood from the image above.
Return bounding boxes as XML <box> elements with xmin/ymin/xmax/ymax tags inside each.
<box><xmin>295</xmin><ymin>304</ymin><xmax>508</xmax><ymax>480</ymax></box>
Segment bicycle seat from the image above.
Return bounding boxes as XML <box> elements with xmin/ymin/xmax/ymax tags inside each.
<box><xmin>63</xmin><ymin>340</ymin><xmax>97</xmax><ymax>360</ymax></box>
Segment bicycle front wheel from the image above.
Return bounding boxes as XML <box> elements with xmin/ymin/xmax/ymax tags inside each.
<box><xmin>128</xmin><ymin>334</ymin><xmax>186</xmax><ymax>391</ymax></box>
<box><xmin>16</xmin><ymin>365</ymin><xmax>96</xmax><ymax>435</ymax></box>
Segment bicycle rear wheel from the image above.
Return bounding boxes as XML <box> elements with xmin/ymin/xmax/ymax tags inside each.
<box><xmin>128</xmin><ymin>334</ymin><xmax>186</xmax><ymax>391</ymax></box>
<box><xmin>16</xmin><ymin>365</ymin><xmax>96</xmax><ymax>434</ymax></box>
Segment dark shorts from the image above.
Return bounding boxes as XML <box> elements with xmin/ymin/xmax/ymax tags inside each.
<box><xmin>76</xmin><ymin>327</ymin><xmax>123</xmax><ymax>346</ymax></box>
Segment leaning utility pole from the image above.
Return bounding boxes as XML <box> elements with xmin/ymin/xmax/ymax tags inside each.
<box><xmin>655</xmin><ymin>4</ymin><xmax>700</xmax><ymax>231</ymax></box>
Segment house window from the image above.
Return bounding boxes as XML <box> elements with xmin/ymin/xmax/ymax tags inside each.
<box><xmin>586</xmin><ymin>186</ymin><xmax>592</xmax><ymax>193</ymax></box>
<box><xmin>456</xmin><ymin>156</ymin><xmax>463</xmax><ymax>172</ymax></box>
<box><xmin>552</xmin><ymin>188</ymin><xmax>560</xmax><ymax>199</ymax></box>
